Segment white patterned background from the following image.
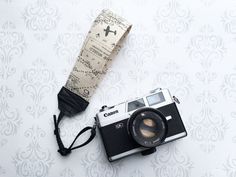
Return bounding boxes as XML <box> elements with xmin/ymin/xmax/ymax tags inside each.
<box><xmin>0</xmin><ymin>0</ymin><xmax>236</xmax><ymax>177</ymax></box>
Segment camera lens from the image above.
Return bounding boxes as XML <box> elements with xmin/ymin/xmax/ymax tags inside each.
<box><xmin>128</xmin><ymin>108</ymin><xmax>168</xmax><ymax>148</ymax></box>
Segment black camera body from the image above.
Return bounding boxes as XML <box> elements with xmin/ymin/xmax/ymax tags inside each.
<box><xmin>96</xmin><ymin>88</ymin><xmax>187</xmax><ymax>161</ymax></box>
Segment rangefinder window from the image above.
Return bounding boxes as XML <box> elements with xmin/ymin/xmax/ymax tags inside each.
<box><xmin>128</xmin><ymin>99</ymin><xmax>145</xmax><ymax>112</ymax></box>
<box><xmin>147</xmin><ymin>92</ymin><xmax>165</xmax><ymax>106</ymax></box>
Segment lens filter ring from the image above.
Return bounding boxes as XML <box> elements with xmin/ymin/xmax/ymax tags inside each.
<box><xmin>128</xmin><ymin>107</ymin><xmax>168</xmax><ymax>148</ymax></box>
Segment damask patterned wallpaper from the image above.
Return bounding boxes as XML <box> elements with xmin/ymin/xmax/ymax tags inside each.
<box><xmin>0</xmin><ymin>0</ymin><xmax>236</xmax><ymax>177</ymax></box>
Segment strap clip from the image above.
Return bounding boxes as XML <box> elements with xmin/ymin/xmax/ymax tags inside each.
<box><xmin>93</xmin><ymin>118</ymin><xmax>97</xmax><ymax>129</ymax></box>
<box><xmin>173</xmin><ymin>96</ymin><xmax>180</xmax><ymax>104</ymax></box>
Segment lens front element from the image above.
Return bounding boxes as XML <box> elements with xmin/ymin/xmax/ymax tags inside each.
<box><xmin>140</xmin><ymin>118</ymin><xmax>157</xmax><ymax>138</ymax></box>
<box><xmin>128</xmin><ymin>108</ymin><xmax>168</xmax><ymax>148</ymax></box>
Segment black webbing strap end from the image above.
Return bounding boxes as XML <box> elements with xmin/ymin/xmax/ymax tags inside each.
<box><xmin>58</xmin><ymin>147</ymin><xmax>71</xmax><ymax>156</ymax></box>
<box><xmin>54</xmin><ymin>112</ymin><xmax>72</xmax><ymax>156</ymax></box>
<box><xmin>53</xmin><ymin>112</ymin><xmax>97</xmax><ymax>156</ymax></box>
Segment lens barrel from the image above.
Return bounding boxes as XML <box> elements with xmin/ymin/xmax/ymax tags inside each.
<box><xmin>128</xmin><ymin>108</ymin><xmax>168</xmax><ymax>148</ymax></box>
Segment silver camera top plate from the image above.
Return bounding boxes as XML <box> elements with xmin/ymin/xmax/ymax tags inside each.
<box><xmin>96</xmin><ymin>88</ymin><xmax>174</xmax><ymax>127</ymax></box>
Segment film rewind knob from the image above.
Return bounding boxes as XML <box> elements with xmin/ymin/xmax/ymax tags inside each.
<box><xmin>100</xmin><ymin>105</ymin><xmax>108</xmax><ymax>112</ymax></box>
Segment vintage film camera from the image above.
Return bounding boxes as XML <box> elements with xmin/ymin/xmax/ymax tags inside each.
<box><xmin>96</xmin><ymin>88</ymin><xmax>187</xmax><ymax>161</ymax></box>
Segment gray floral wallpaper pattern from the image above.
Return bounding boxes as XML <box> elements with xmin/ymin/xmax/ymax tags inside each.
<box><xmin>13</xmin><ymin>126</ymin><xmax>54</xmax><ymax>177</ymax></box>
<box><xmin>23</xmin><ymin>0</ymin><xmax>59</xmax><ymax>40</ymax></box>
<box><xmin>0</xmin><ymin>22</ymin><xmax>26</xmax><ymax>79</ymax></box>
<box><xmin>0</xmin><ymin>86</ymin><xmax>21</xmax><ymax>136</ymax></box>
<box><xmin>0</xmin><ymin>0</ymin><xmax>236</xmax><ymax>177</ymax></box>
<box><xmin>19</xmin><ymin>59</ymin><xmax>57</xmax><ymax>119</ymax></box>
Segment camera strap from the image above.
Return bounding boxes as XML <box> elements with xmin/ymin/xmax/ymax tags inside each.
<box><xmin>53</xmin><ymin>9</ymin><xmax>132</xmax><ymax>156</ymax></box>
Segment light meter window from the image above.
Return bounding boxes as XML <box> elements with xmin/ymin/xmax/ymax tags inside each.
<box><xmin>147</xmin><ymin>92</ymin><xmax>165</xmax><ymax>106</ymax></box>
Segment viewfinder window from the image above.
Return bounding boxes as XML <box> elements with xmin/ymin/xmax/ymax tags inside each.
<box><xmin>128</xmin><ymin>99</ymin><xmax>145</xmax><ymax>112</ymax></box>
<box><xmin>147</xmin><ymin>92</ymin><xmax>165</xmax><ymax>106</ymax></box>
